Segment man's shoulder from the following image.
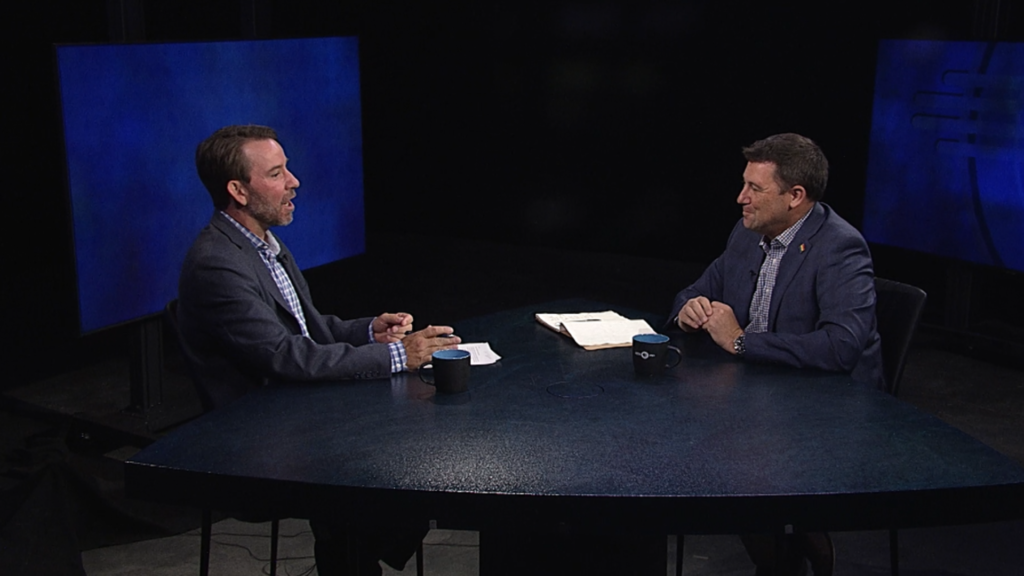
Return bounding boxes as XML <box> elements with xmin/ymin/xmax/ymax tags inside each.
<box><xmin>810</xmin><ymin>203</ymin><xmax>868</xmax><ymax>245</ymax></box>
<box><xmin>186</xmin><ymin>215</ymin><xmax>246</xmax><ymax>255</ymax></box>
<box><xmin>181</xmin><ymin>215</ymin><xmax>253</xmax><ymax>280</ymax></box>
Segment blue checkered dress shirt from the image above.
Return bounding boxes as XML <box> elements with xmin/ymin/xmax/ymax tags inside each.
<box><xmin>746</xmin><ymin>207</ymin><xmax>813</xmax><ymax>334</ymax></box>
<box><xmin>219</xmin><ymin>212</ymin><xmax>407</xmax><ymax>372</ymax></box>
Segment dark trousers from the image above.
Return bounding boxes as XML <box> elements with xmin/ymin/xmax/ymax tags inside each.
<box><xmin>309</xmin><ymin>519</ymin><xmax>428</xmax><ymax>576</ymax></box>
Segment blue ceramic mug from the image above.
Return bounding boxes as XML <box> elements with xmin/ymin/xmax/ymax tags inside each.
<box><xmin>632</xmin><ymin>334</ymin><xmax>681</xmax><ymax>376</ymax></box>
<box><xmin>419</xmin><ymin>349</ymin><xmax>471</xmax><ymax>393</ymax></box>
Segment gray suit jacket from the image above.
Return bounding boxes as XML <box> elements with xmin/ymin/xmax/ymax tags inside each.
<box><xmin>669</xmin><ymin>202</ymin><xmax>884</xmax><ymax>389</ymax></box>
<box><xmin>178</xmin><ymin>213</ymin><xmax>391</xmax><ymax>409</ymax></box>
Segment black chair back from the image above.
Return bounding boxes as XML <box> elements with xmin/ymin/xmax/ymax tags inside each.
<box><xmin>164</xmin><ymin>299</ymin><xmax>217</xmax><ymax>413</ymax></box>
<box><xmin>874</xmin><ymin>278</ymin><xmax>927</xmax><ymax>397</ymax></box>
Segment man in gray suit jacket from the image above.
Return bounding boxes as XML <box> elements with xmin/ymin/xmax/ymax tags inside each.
<box><xmin>669</xmin><ymin>133</ymin><xmax>882</xmax><ymax>576</ymax></box>
<box><xmin>179</xmin><ymin>125</ymin><xmax>458</xmax><ymax>575</ymax></box>
<box><xmin>179</xmin><ymin>125</ymin><xmax>461</xmax><ymax>408</ymax></box>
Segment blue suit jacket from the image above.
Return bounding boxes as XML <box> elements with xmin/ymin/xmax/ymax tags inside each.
<box><xmin>669</xmin><ymin>203</ymin><xmax>884</xmax><ymax>389</ymax></box>
<box><xmin>177</xmin><ymin>213</ymin><xmax>391</xmax><ymax>409</ymax></box>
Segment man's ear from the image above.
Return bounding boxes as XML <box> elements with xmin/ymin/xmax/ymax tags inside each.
<box><xmin>226</xmin><ymin>180</ymin><xmax>248</xmax><ymax>207</ymax></box>
<box><xmin>787</xmin><ymin>184</ymin><xmax>808</xmax><ymax>209</ymax></box>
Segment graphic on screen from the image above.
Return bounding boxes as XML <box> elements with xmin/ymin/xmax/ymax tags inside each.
<box><xmin>57</xmin><ymin>37</ymin><xmax>366</xmax><ymax>333</ymax></box>
<box><xmin>864</xmin><ymin>40</ymin><xmax>1024</xmax><ymax>273</ymax></box>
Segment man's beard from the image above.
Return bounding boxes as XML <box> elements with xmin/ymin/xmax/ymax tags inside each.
<box><xmin>245</xmin><ymin>188</ymin><xmax>293</xmax><ymax>228</ymax></box>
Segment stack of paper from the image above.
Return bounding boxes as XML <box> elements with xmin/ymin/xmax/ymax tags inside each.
<box><xmin>535</xmin><ymin>311</ymin><xmax>656</xmax><ymax>350</ymax></box>
<box><xmin>456</xmin><ymin>342</ymin><xmax>502</xmax><ymax>365</ymax></box>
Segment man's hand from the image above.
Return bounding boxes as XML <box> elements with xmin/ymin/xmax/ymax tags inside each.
<box><xmin>403</xmin><ymin>325</ymin><xmax>462</xmax><ymax>370</ymax></box>
<box><xmin>372</xmin><ymin>312</ymin><xmax>414</xmax><ymax>343</ymax></box>
<box><xmin>704</xmin><ymin>301</ymin><xmax>744</xmax><ymax>354</ymax></box>
<box><xmin>677</xmin><ymin>296</ymin><xmax>714</xmax><ymax>332</ymax></box>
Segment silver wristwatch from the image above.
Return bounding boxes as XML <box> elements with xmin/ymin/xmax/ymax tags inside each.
<box><xmin>733</xmin><ymin>333</ymin><xmax>746</xmax><ymax>356</ymax></box>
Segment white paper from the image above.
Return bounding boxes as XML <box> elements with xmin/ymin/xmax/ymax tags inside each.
<box><xmin>457</xmin><ymin>342</ymin><xmax>502</xmax><ymax>365</ymax></box>
<box><xmin>535</xmin><ymin>310</ymin><xmax>628</xmax><ymax>332</ymax></box>
<box><xmin>560</xmin><ymin>318</ymin><xmax>656</xmax><ymax>348</ymax></box>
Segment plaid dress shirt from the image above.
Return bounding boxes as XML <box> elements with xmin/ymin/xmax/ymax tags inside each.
<box><xmin>746</xmin><ymin>208</ymin><xmax>813</xmax><ymax>334</ymax></box>
<box><xmin>219</xmin><ymin>212</ymin><xmax>407</xmax><ymax>372</ymax></box>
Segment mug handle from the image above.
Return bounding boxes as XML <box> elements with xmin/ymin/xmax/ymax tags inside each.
<box><xmin>418</xmin><ymin>363</ymin><xmax>435</xmax><ymax>385</ymax></box>
<box><xmin>665</xmin><ymin>346</ymin><xmax>682</xmax><ymax>369</ymax></box>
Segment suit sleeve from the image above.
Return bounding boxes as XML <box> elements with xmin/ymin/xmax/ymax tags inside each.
<box><xmin>179</xmin><ymin>240</ymin><xmax>392</xmax><ymax>382</ymax></box>
<box><xmin>279</xmin><ymin>252</ymin><xmax>377</xmax><ymax>346</ymax></box>
<box><xmin>323</xmin><ymin>314</ymin><xmax>374</xmax><ymax>345</ymax></box>
<box><xmin>666</xmin><ymin>223</ymin><xmax>744</xmax><ymax>328</ymax></box>
<box><xmin>743</xmin><ymin>231</ymin><xmax>876</xmax><ymax>372</ymax></box>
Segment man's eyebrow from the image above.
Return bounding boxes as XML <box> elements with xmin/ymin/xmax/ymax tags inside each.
<box><xmin>264</xmin><ymin>159</ymin><xmax>288</xmax><ymax>174</ymax></box>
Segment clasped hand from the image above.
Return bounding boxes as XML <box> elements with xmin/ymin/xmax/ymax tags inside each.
<box><xmin>372</xmin><ymin>312</ymin><xmax>414</xmax><ymax>343</ymax></box>
<box><xmin>371</xmin><ymin>313</ymin><xmax>462</xmax><ymax>370</ymax></box>
<box><xmin>677</xmin><ymin>297</ymin><xmax>744</xmax><ymax>354</ymax></box>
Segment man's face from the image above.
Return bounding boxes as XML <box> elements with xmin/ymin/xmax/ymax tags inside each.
<box><xmin>239</xmin><ymin>138</ymin><xmax>300</xmax><ymax>230</ymax></box>
<box><xmin>736</xmin><ymin>161</ymin><xmax>794</xmax><ymax>239</ymax></box>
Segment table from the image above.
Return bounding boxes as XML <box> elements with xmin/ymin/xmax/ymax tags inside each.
<box><xmin>125</xmin><ymin>300</ymin><xmax>1024</xmax><ymax>544</ymax></box>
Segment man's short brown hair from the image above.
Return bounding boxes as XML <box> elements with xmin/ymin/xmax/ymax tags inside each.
<box><xmin>742</xmin><ymin>133</ymin><xmax>829</xmax><ymax>202</ymax></box>
<box><xmin>195</xmin><ymin>125</ymin><xmax>279</xmax><ymax>209</ymax></box>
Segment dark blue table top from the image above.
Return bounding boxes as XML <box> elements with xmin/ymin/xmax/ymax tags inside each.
<box><xmin>126</xmin><ymin>300</ymin><xmax>1024</xmax><ymax>534</ymax></box>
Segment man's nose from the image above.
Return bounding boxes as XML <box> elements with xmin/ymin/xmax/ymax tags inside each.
<box><xmin>287</xmin><ymin>169</ymin><xmax>300</xmax><ymax>189</ymax></box>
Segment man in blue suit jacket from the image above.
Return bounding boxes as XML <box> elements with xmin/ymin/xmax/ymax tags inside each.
<box><xmin>670</xmin><ymin>133</ymin><xmax>882</xmax><ymax>389</ymax></box>
<box><xmin>669</xmin><ymin>133</ymin><xmax>882</xmax><ymax>576</ymax></box>
<box><xmin>179</xmin><ymin>125</ymin><xmax>458</xmax><ymax>575</ymax></box>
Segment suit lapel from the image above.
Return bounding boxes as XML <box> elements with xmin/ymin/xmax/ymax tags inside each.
<box><xmin>210</xmin><ymin>214</ymin><xmax>293</xmax><ymax>316</ymax></box>
<box><xmin>767</xmin><ymin>203</ymin><xmax>825</xmax><ymax>329</ymax></box>
<box><xmin>275</xmin><ymin>245</ymin><xmax>333</xmax><ymax>344</ymax></box>
<box><xmin>211</xmin><ymin>214</ymin><xmax>336</xmax><ymax>344</ymax></box>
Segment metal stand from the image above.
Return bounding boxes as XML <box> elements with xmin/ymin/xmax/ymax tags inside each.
<box><xmin>126</xmin><ymin>316</ymin><xmax>164</xmax><ymax>416</ymax></box>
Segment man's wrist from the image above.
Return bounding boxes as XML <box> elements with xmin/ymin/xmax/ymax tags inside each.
<box><xmin>732</xmin><ymin>332</ymin><xmax>746</xmax><ymax>356</ymax></box>
<box><xmin>367</xmin><ymin>319</ymin><xmax>378</xmax><ymax>344</ymax></box>
<box><xmin>388</xmin><ymin>341</ymin><xmax>407</xmax><ymax>373</ymax></box>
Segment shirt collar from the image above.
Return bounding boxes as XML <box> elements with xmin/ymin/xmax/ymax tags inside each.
<box><xmin>219</xmin><ymin>211</ymin><xmax>281</xmax><ymax>256</ymax></box>
<box><xmin>761</xmin><ymin>204</ymin><xmax>813</xmax><ymax>251</ymax></box>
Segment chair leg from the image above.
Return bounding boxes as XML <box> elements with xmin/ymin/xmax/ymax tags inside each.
<box><xmin>675</xmin><ymin>535</ymin><xmax>684</xmax><ymax>576</ymax></box>
<box><xmin>889</xmin><ymin>529</ymin><xmax>899</xmax><ymax>576</ymax></box>
<box><xmin>200</xmin><ymin>509</ymin><xmax>212</xmax><ymax>576</ymax></box>
<box><xmin>416</xmin><ymin>541</ymin><xmax>425</xmax><ymax>576</ymax></box>
<box><xmin>270</xmin><ymin>519</ymin><xmax>280</xmax><ymax>576</ymax></box>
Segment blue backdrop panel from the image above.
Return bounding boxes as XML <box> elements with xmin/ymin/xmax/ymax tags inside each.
<box><xmin>57</xmin><ymin>37</ymin><xmax>366</xmax><ymax>333</ymax></box>
<box><xmin>864</xmin><ymin>40</ymin><xmax>1024</xmax><ymax>273</ymax></box>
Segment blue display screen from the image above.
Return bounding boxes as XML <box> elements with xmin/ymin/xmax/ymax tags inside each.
<box><xmin>864</xmin><ymin>40</ymin><xmax>1024</xmax><ymax>273</ymax></box>
<box><xmin>57</xmin><ymin>37</ymin><xmax>366</xmax><ymax>333</ymax></box>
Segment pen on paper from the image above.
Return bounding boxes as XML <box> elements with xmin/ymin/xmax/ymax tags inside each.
<box><xmin>560</xmin><ymin>319</ymin><xmax>602</xmax><ymax>329</ymax></box>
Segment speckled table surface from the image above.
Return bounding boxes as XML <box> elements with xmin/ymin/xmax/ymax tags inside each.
<box><xmin>127</xmin><ymin>300</ymin><xmax>1024</xmax><ymax>535</ymax></box>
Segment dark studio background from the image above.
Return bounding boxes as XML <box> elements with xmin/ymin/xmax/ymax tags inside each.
<box><xmin>4</xmin><ymin>0</ymin><xmax>1024</xmax><ymax>392</ymax></box>
<box><xmin>2</xmin><ymin>2</ymin><xmax>1024</xmax><ymax>574</ymax></box>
